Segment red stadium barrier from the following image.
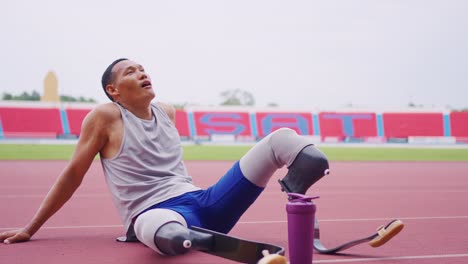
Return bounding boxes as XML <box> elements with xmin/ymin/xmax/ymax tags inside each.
<box><xmin>450</xmin><ymin>112</ymin><xmax>468</xmax><ymax>138</ymax></box>
<box><xmin>65</xmin><ymin>108</ymin><xmax>91</xmax><ymax>136</ymax></box>
<box><xmin>175</xmin><ymin>109</ymin><xmax>190</xmax><ymax>138</ymax></box>
<box><xmin>382</xmin><ymin>113</ymin><xmax>444</xmax><ymax>138</ymax></box>
<box><xmin>0</xmin><ymin>107</ymin><xmax>63</xmax><ymax>138</ymax></box>
<box><xmin>318</xmin><ymin>112</ymin><xmax>377</xmax><ymax>140</ymax></box>
<box><xmin>192</xmin><ymin>111</ymin><xmax>252</xmax><ymax>137</ymax></box>
<box><xmin>255</xmin><ymin>112</ymin><xmax>314</xmax><ymax>137</ymax></box>
<box><xmin>1</xmin><ymin>104</ymin><xmax>467</xmax><ymax>143</ymax></box>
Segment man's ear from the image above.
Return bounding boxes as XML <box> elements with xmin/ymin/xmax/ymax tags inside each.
<box><xmin>106</xmin><ymin>84</ymin><xmax>119</xmax><ymax>101</ymax></box>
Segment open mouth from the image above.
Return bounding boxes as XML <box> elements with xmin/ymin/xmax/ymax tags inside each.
<box><xmin>141</xmin><ymin>80</ymin><xmax>152</xmax><ymax>89</ymax></box>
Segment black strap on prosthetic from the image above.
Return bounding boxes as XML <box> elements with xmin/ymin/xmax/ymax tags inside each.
<box><xmin>116</xmin><ymin>224</ymin><xmax>138</xmax><ymax>242</ymax></box>
<box><xmin>278</xmin><ymin>179</ymin><xmax>293</xmax><ymax>193</ymax></box>
<box><xmin>313</xmin><ymin>218</ymin><xmax>404</xmax><ymax>254</ymax></box>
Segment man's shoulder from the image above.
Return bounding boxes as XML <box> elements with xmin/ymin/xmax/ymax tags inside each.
<box><xmin>86</xmin><ymin>103</ymin><xmax>121</xmax><ymax>123</ymax></box>
<box><xmin>154</xmin><ymin>102</ymin><xmax>175</xmax><ymax>118</ymax></box>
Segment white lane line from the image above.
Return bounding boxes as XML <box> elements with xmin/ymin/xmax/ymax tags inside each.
<box><xmin>2</xmin><ymin>215</ymin><xmax>468</xmax><ymax>231</ymax></box>
<box><xmin>239</xmin><ymin>215</ymin><xmax>468</xmax><ymax>224</ymax></box>
<box><xmin>318</xmin><ymin>215</ymin><xmax>468</xmax><ymax>222</ymax></box>
<box><xmin>315</xmin><ymin>253</ymin><xmax>468</xmax><ymax>263</ymax></box>
<box><xmin>0</xmin><ymin>225</ymin><xmax>124</xmax><ymax>231</ymax></box>
<box><xmin>2</xmin><ymin>190</ymin><xmax>467</xmax><ymax>198</ymax></box>
<box><xmin>0</xmin><ymin>194</ymin><xmax>109</xmax><ymax>198</ymax></box>
<box><xmin>261</xmin><ymin>190</ymin><xmax>468</xmax><ymax>195</ymax></box>
<box><xmin>1</xmin><ymin>188</ymin><xmax>466</xmax><ymax>193</ymax></box>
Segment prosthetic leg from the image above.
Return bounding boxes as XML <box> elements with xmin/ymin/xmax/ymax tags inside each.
<box><xmin>275</xmin><ymin>142</ymin><xmax>404</xmax><ymax>255</ymax></box>
<box><xmin>154</xmin><ymin>222</ymin><xmax>286</xmax><ymax>264</ymax></box>
<box><xmin>134</xmin><ymin>208</ymin><xmax>285</xmax><ymax>263</ymax></box>
<box><xmin>278</xmin><ymin>144</ymin><xmax>330</xmax><ymax>194</ymax></box>
<box><xmin>313</xmin><ymin>218</ymin><xmax>404</xmax><ymax>254</ymax></box>
<box><xmin>153</xmin><ymin>222</ymin><xmax>212</xmax><ymax>255</ymax></box>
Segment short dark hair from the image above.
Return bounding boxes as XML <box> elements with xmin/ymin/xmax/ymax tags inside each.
<box><xmin>101</xmin><ymin>58</ymin><xmax>128</xmax><ymax>101</ymax></box>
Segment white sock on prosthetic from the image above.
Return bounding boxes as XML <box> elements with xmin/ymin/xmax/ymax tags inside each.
<box><xmin>134</xmin><ymin>208</ymin><xmax>187</xmax><ymax>255</ymax></box>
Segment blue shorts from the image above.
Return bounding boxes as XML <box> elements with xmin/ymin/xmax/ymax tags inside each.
<box><xmin>144</xmin><ymin>161</ymin><xmax>264</xmax><ymax>234</ymax></box>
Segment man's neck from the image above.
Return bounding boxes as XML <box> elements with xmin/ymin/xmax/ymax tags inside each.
<box><xmin>119</xmin><ymin>101</ymin><xmax>153</xmax><ymax>120</ymax></box>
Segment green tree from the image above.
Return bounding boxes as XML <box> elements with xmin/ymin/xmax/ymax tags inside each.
<box><xmin>2</xmin><ymin>93</ymin><xmax>13</xmax><ymax>100</ymax></box>
<box><xmin>2</xmin><ymin>90</ymin><xmax>41</xmax><ymax>101</ymax></box>
<box><xmin>12</xmin><ymin>90</ymin><xmax>41</xmax><ymax>101</ymax></box>
<box><xmin>31</xmin><ymin>90</ymin><xmax>41</xmax><ymax>100</ymax></box>
<box><xmin>2</xmin><ymin>91</ymin><xmax>96</xmax><ymax>103</ymax></box>
<box><xmin>267</xmin><ymin>102</ymin><xmax>279</xmax><ymax>107</ymax></box>
<box><xmin>172</xmin><ymin>103</ymin><xmax>188</xmax><ymax>109</ymax></box>
<box><xmin>60</xmin><ymin>95</ymin><xmax>96</xmax><ymax>103</ymax></box>
<box><xmin>220</xmin><ymin>89</ymin><xmax>255</xmax><ymax>106</ymax></box>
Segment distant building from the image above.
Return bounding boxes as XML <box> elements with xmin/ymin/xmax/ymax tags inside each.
<box><xmin>41</xmin><ymin>71</ymin><xmax>60</xmax><ymax>102</ymax></box>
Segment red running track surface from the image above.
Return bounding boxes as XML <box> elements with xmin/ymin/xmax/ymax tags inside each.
<box><xmin>1</xmin><ymin>160</ymin><xmax>468</xmax><ymax>264</ymax></box>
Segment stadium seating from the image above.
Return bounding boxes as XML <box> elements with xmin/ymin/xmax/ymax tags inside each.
<box><xmin>0</xmin><ymin>103</ymin><xmax>467</xmax><ymax>143</ymax></box>
<box><xmin>0</xmin><ymin>107</ymin><xmax>63</xmax><ymax>138</ymax></box>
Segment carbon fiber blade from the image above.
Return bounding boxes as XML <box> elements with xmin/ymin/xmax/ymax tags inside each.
<box><xmin>190</xmin><ymin>226</ymin><xmax>285</xmax><ymax>264</ymax></box>
<box><xmin>313</xmin><ymin>218</ymin><xmax>402</xmax><ymax>254</ymax></box>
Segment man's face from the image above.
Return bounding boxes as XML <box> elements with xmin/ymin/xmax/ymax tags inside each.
<box><xmin>108</xmin><ymin>60</ymin><xmax>155</xmax><ymax>103</ymax></box>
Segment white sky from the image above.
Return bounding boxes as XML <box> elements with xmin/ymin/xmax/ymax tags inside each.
<box><xmin>1</xmin><ymin>0</ymin><xmax>467</xmax><ymax>110</ymax></box>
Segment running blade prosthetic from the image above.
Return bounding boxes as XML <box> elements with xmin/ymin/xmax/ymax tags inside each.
<box><xmin>314</xmin><ymin>218</ymin><xmax>404</xmax><ymax>254</ymax></box>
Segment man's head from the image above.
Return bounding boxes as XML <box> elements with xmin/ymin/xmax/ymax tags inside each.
<box><xmin>101</xmin><ymin>58</ymin><xmax>128</xmax><ymax>101</ymax></box>
<box><xmin>101</xmin><ymin>58</ymin><xmax>154</xmax><ymax>103</ymax></box>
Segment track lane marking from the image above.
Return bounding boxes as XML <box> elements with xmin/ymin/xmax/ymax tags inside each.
<box><xmin>2</xmin><ymin>215</ymin><xmax>468</xmax><ymax>230</ymax></box>
<box><xmin>315</xmin><ymin>253</ymin><xmax>468</xmax><ymax>263</ymax></box>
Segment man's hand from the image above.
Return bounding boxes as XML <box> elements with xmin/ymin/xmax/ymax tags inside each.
<box><xmin>0</xmin><ymin>229</ymin><xmax>31</xmax><ymax>244</ymax></box>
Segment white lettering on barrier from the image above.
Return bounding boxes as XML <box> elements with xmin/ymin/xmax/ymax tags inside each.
<box><xmin>408</xmin><ymin>136</ymin><xmax>456</xmax><ymax>144</ymax></box>
<box><xmin>210</xmin><ymin>134</ymin><xmax>236</xmax><ymax>143</ymax></box>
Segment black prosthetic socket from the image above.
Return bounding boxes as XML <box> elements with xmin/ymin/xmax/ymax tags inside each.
<box><xmin>188</xmin><ymin>228</ymin><xmax>214</xmax><ymax>252</ymax></box>
<box><xmin>278</xmin><ymin>145</ymin><xmax>330</xmax><ymax>194</ymax></box>
<box><xmin>153</xmin><ymin>222</ymin><xmax>213</xmax><ymax>256</ymax></box>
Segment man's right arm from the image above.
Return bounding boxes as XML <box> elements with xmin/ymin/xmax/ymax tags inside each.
<box><xmin>0</xmin><ymin>106</ymin><xmax>112</xmax><ymax>244</ymax></box>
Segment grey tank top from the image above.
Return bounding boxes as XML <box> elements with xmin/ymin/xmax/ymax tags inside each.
<box><xmin>100</xmin><ymin>102</ymin><xmax>200</xmax><ymax>232</ymax></box>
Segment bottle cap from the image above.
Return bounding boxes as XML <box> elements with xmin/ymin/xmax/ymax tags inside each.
<box><xmin>287</xmin><ymin>193</ymin><xmax>319</xmax><ymax>202</ymax></box>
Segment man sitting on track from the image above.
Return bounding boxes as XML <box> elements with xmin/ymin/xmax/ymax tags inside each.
<box><xmin>0</xmin><ymin>58</ymin><xmax>330</xmax><ymax>261</ymax></box>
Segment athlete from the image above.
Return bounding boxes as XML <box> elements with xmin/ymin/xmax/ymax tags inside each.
<box><xmin>0</xmin><ymin>58</ymin><xmax>330</xmax><ymax>260</ymax></box>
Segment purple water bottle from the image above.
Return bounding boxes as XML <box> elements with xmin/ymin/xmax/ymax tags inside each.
<box><xmin>286</xmin><ymin>193</ymin><xmax>319</xmax><ymax>264</ymax></box>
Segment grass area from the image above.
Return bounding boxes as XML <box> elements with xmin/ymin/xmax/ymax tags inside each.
<box><xmin>0</xmin><ymin>143</ymin><xmax>467</xmax><ymax>161</ymax></box>
<box><xmin>0</xmin><ymin>144</ymin><xmax>76</xmax><ymax>160</ymax></box>
<box><xmin>321</xmin><ymin>147</ymin><xmax>468</xmax><ymax>161</ymax></box>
